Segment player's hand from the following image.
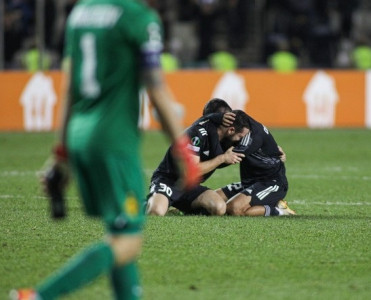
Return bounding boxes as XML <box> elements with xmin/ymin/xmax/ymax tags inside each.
<box><xmin>223</xmin><ymin>147</ymin><xmax>245</xmax><ymax>164</ymax></box>
<box><xmin>278</xmin><ymin>145</ymin><xmax>286</xmax><ymax>163</ymax></box>
<box><xmin>172</xmin><ymin>135</ymin><xmax>201</xmax><ymax>189</ymax></box>
<box><xmin>222</xmin><ymin>112</ymin><xmax>236</xmax><ymax>127</ymax></box>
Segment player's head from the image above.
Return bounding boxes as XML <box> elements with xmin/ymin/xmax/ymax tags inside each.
<box><xmin>223</xmin><ymin>110</ymin><xmax>250</xmax><ymax>143</ymax></box>
<box><xmin>232</xmin><ymin>110</ymin><xmax>250</xmax><ymax>133</ymax></box>
<box><xmin>202</xmin><ymin>98</ymin><xmax>232</xmax><ymax>115</ymax></box>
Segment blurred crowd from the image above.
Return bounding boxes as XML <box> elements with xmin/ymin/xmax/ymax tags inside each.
<box><xmin>3</xmin><ymin>0</ymin><xmax>77</xmax><ymax>70</ymax></box>
<box><xmin>3</xmin><ymin>0</ymin><xmax>371</xmax><ymax>71</ymax></box>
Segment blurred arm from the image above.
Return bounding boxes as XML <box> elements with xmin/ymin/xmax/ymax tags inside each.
<box><xmin>142</xmin><ymin>67</ymin><xmax>183</xmax><ymax>141</ymax></box>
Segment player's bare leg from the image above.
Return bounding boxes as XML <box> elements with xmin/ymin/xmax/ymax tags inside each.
<box><xmin>226</xmin><ymin>193</ymin><xmax>253</xmax><ymax>216</ymax></box>
<box><xmin>107</xmin><ymin>234</ymin><xmax>142</xmax><ymax>265</ymax></box>
<box><xmin>226</xmin><ymin>194</ymin><xmax>273</xmax><ymax>216</ymax></box>
<box><xmin>244</xmin><ymin>205</ymin><xmax>266</xmax><ymax>216</ymax></box>
<box><xmin>146</xmin><ymin>193</ymin><xmax>169</xmax><ymax>216</ymax></box>
<box><xmin>217</xmin><ymin>188</ymin><xmax>265</xmax><ymax>216</ymax></box>
<box><xmin>227</xmin><ymin>193</ymin><xmax>295</xmax><ymax>217</ymax></box>
<box><xmin>192</xmin><ymin>190</ymin><xmax>226</xmax><ymax>215</ymax></box>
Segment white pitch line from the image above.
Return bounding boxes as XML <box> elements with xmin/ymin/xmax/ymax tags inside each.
<box><xmin>143</xmin><ymin>169</ymin><xmax>371</xmax><ymax>180</ymax></box>
<box><xmin>1</xmin><ymin>194</ymin><xmax>370</xmax><ymax>206</ymax></box>
<box><xmin>289</xmin><ymin>174</ymin><xmax>371</xmax><ymax>181</ymax></box>
<box><xmin>3</xmin><ymin>170</ymin><xmax>371</xmax><ymax>182</ymax></box>
<box><xmin>0</xmin><ymin>195</ymin><xmax>47</xmax><ymax>199</ymax></box>
<box><xmin>0</xmin><ymin>171</ymin><xmax>39</xmax><ymax>177</ymax></box>
<box><xmin>290</xmin><ymin>200</ymin><xmax>371</xmax><ymax>206</ymax></box>
<box><xmin>0</xmin><ymin>194</ymin><xmax>80</xmax><ymax>200</ymax></box>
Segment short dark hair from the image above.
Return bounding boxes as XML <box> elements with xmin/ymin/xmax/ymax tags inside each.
<box><xmin>202</xmin><ymin>98</ymin><xmax>232</xmax><ymax>115</ymax></box>
<box><xmin>232</xmin><ymin>110</ymin><xmax>250</xmax><ymax>133</ymax></box>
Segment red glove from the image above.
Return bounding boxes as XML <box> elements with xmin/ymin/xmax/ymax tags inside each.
<box><xmin>53</xmin><ymin>144</ymin><xmax>68</xmax><ymax>162</ymax></box>
<box><xmin>173</xmin><ymin>135</ymin><xmax>201</xmax><ymax>189</ymax></box>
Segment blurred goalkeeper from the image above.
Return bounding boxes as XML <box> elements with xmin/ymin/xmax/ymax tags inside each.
<box><xmin>10</xmin><ymin>1</ymin><xmax>199</xmax><ymax>300</ymax></box>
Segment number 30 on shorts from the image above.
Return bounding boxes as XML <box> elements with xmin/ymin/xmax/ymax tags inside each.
<box><xmin>159</xmin><ymin>183</ymin><xmax>173</xmax><ymax>197</ymax></box>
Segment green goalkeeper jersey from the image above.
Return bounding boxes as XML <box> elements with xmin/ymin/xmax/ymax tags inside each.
<box><xmin>65</xmin><ymin>0</ymin><xmax>163</xmax><ymax>156</ymax></box>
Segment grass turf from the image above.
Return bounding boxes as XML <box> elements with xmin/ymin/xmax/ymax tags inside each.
<box><xmin>0</xmin><ymin>129</ymin><xmax>370</xmax><ymax>300</ymax></box>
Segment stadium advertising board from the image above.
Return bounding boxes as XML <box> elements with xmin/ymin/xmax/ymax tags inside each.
<box><xmin>0</xmin><ymin>70</ymin><xmax>370</xmax><ymax>131</ymax></box>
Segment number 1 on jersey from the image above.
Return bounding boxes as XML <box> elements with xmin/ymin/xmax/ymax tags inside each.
<box><xmin>80</xmin><ymin>33</ymin><xmax>100</xmax><ymax>98</ymax></box>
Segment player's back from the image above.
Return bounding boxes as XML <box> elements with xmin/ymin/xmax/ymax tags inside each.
<box><xmin>235</xmin><ymin>115</ymin><xmax>285</xmax><ymax>182</ymax></box>
<box><xmin>65</xmin><ymin>0</ymin><xmax>160</xmax><ymax>155</ymax></box>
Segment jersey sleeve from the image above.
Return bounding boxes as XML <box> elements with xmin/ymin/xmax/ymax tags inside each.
<box><xmin>233</xmin><ymin>130</ymin><xmax>263</xmax><ymax>155</ymax></box>
<box><xmin>186</xmin><ymin>127</ymin><xmax>205</xmax><ymax>157</ymax></box>
<box><xmin>234</xmin><ymin>123</ymin><xmax>281</xmax><ymax>157</ymax></box>
<box><xmin>130</xmin><ymin>9</ymin><xmax>163</xmax><ymax>69</ymax></box>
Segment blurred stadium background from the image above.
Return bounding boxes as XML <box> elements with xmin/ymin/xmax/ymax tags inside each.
<box><xmin>1</xmin><ymin>0</ymin><xmax>371</xmax><ymax>71</ymax></box>
<box><xmin>1</xmin><ymin>2</ymin><xmax>371</xmax><ymax>299</ymax></box>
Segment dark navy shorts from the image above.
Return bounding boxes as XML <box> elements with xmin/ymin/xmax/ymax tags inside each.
<box><xmin>221</xmin><ymin>180</ymin><xmax>288</xmax><ymax>207</ymax></box>
<box><xmin>147</xmin><ymin>175</ymin><xmax>209</xmax><ymax>214</ymax></box>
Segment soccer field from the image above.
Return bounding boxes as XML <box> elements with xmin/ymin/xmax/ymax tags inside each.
<box><xmin>1</xmin><ymin>129</ymin><xmax>370</xmax><ymax>300</ymax></box>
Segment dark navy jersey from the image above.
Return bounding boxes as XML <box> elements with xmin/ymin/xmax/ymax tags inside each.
<box><xmin>152</xmin><ymin>116</ymin><xmax>223</xmax><ymax>183</ymax></box>
<box><xmin>233</xmin><ymin>114</ymin><xmax>287</xmax><ymax>185</ymax></box>
<box><xmin>199</xmin><ymin>113</ymin><xmax>234</xmax><ymax>153</ymax></box>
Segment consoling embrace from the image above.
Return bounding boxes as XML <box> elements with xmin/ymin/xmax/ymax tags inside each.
<box><xmin>146</xmin><ymin>98</ymin><xmax>296</xmax><ymax>217</ymax></box>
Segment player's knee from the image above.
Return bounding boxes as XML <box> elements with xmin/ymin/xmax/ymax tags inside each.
<box><xmin>226</xmin><ymin>202</ymin><xmax>243</xmax><ymax>216</ymax></box>
<box><xmin>146</xmin><ymin>195</ymin><xmax>168</xmax><ymax>216</ymax></box>
<box><xmin>208</xmin><ymin>200</ymin><xmax>226</xmax><ymax>216</ymax></box>
<box><xmin>108</xmin><ymin>235</ymin><xmax>143</xmax><ymax>266</ymax></box>
<box><xmin>197</xmin><ymin>190</ymin><xmax>226</xmax><ymax>215</ymax></box>
<box><xmin>214</xmin><ymin>201</ymin><xmax>227</xmax><ymax>216</ymax></box>
<box><xmin>146</xmin><ymin>204</ymin><xmax>166</xmax><ymax>216</ymax></box>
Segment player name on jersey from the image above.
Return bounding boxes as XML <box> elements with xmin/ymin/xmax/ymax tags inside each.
<box><xmin>70</xmin><ymin>5</ymin><xmax>123</xmax><ymax>28</ymax></box>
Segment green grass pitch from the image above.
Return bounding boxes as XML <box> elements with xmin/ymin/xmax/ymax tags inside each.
<box><xmin>0</xmin><ymin>129</ymin><xmax>370</xmax><ymax>300</ymax></box>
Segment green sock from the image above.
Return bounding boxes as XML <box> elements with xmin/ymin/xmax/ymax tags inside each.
<box><xmin>37</xmin><ymin>242</ymin><xmax>114</xmax><ymax>300</ymax></box>
<box><xmin>110</xmin><ymin>262</ymin><xmax>142</xmax><ymax>300</ymax></box>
